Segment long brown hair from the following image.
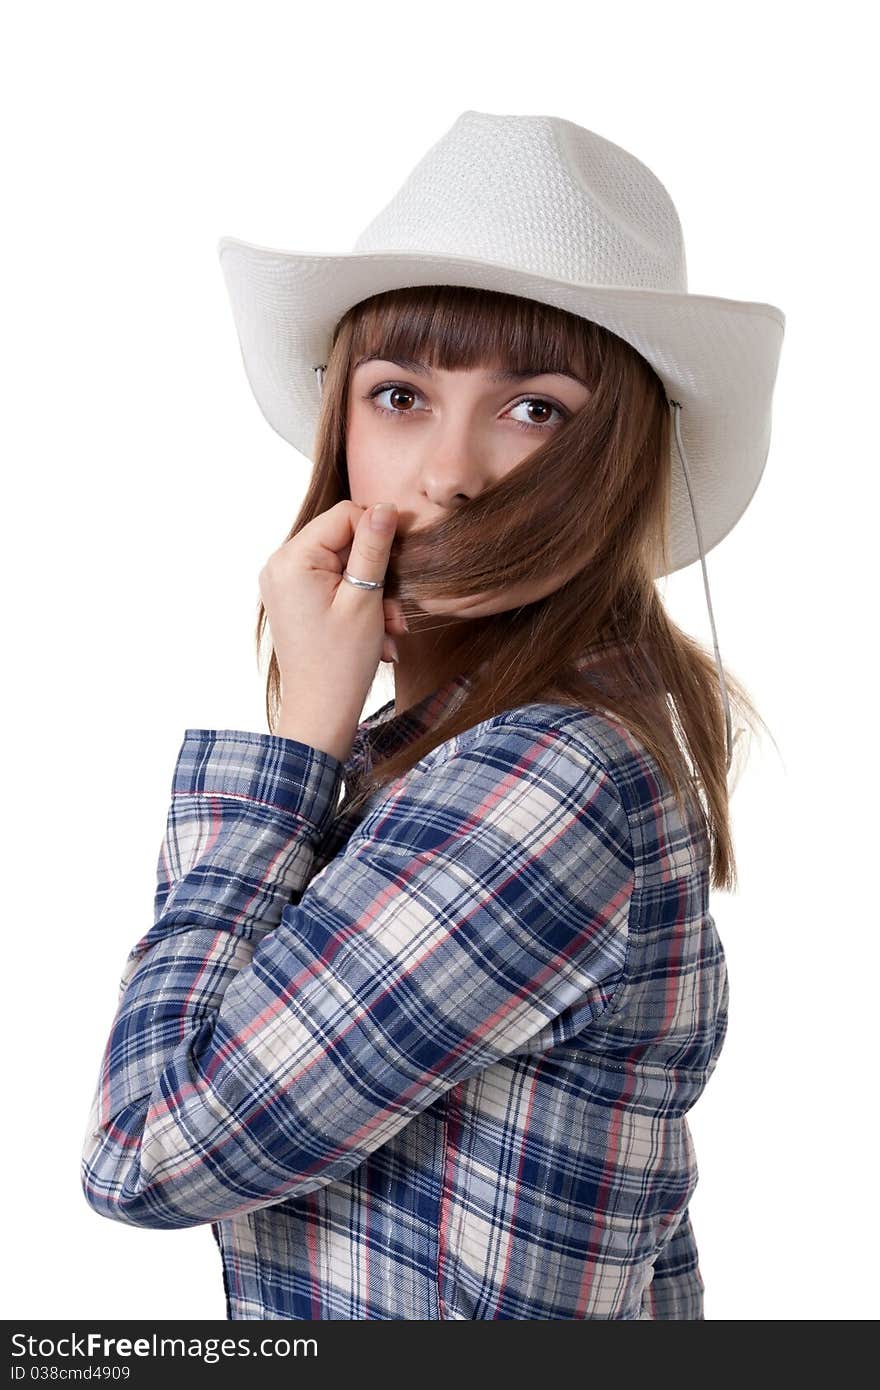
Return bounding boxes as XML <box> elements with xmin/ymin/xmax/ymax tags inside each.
<box><xmin>255</xmin><ymin>285</ymin><xmax>772</xmax><ymax>892</ymax></box>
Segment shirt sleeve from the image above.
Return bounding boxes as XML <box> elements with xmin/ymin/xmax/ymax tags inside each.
<box><xmin>80</xmin><ymin>714</ymin><xmax>634</xmax><ymax>1230</ymax></box>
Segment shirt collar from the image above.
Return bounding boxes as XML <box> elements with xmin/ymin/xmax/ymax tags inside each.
<box><xmin>348</xmin><ymin>669</ymin><xmax>474</xmax><ymax>773</ymax></box>
<box><xmin>346</xmin><ymin>634</ymin><xmax>636</xmax><ymax>776</ymax></box>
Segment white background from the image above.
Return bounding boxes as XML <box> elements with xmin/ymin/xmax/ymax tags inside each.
<box><xmin>3</xmin><ymin>0</ymin><xmax>876</xmax><ymax>1322</ymax></box>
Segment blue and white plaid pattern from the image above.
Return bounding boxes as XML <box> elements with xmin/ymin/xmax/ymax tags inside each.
<box><xmin>81</xmin><ymin>659</ymin><xmax>728</xmax><ymax>1319</ymax></box>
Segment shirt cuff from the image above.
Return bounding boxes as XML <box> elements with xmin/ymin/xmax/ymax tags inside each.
<box><xmin>178</xmin><ymin>728</ymin><xmax>345</xmax><ymax>840</ymax></box>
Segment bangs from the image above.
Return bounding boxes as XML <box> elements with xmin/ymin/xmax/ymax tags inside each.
<box><xmin>338</xmin><ymin>284</ymin><xmax>603</xmax><ymax>391</ymax></box>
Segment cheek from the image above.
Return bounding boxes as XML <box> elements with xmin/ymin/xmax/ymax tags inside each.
<box><xmin>346</xmin><ymin>403</ymin><xmax>418</xmax><ymax>502</ymax></box>
<box><xmin>345</xmin><ymin>413</ymin><xmax>390</xmax><ymax>504</ymax></box>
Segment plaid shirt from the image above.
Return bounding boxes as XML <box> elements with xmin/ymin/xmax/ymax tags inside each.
<box><xmin>81</xmin><ymin>647</ymin><xmax>729</xmax><ymax>1320</ymax></box>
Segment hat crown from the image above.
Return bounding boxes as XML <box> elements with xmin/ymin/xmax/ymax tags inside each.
<box><xmin>352</xmin><ymin>110</ymin><xmax>688</xmax><ymax>294</ymax></box>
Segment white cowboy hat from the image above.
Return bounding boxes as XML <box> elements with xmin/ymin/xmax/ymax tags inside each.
<box><xmin>216</xmin><ymin>108</ymin><xmax>786</xmax><ymax>768</ymax></box>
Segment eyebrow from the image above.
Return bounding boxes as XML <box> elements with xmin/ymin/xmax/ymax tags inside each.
<box><xmin>355</xmin><ymin>353</ymin><xmax>590</xmax><ymax>390</ymax></box>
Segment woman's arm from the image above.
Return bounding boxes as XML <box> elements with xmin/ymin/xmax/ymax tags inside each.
<box><xmin>81</xmin><ymin>728</ymin><xmax>345</xmax><ymax>1166</ymax></box>
<box><xmin>81</xmin><ymin>713</ymin><xmax>634</xmax><ymax>1230</ymax></box>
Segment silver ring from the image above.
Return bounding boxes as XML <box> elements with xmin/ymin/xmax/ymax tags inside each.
<box><xmin>342</xmin><ymin>569</ymin><xmax>384</xmax><ymax>591</ymax></box>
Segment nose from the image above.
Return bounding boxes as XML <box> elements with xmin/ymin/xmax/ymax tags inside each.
<box><xmin>416</xmin><ymin>415</ymin><xmax>490</xmax><ymax>507</ymax></box>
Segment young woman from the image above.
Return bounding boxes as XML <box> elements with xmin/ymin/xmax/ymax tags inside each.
<box><xmin>80</xmin><ymin>110</ymin><xmax>785</xmax><ymax>1320</ymax></box>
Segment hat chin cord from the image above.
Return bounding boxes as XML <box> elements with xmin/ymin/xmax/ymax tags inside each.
<box><xmin>669</xmin><ymin>400</ymin><xmax>736</xmax><ymax>774</ymax></box>
<box><xmin>312</xmin><ymin>367</ymin><xmax>736</xmax><ymax>775</ymax></box>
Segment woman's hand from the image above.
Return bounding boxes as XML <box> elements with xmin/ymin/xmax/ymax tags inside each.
<box><xmin>258</xmin><ymin>500</ymin><xmax>407</xmax><ymax>762</ymax></box>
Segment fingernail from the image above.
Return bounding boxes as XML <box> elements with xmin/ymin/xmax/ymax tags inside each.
<box><xmin>371</xmin><ymin>503</ymin><xmax>397</xmax><ymax>531</ymax></box>
<box><xmin>388</xmin><ymin>640</ymin><xmax>400</xmax><ymax>663</ymax></box>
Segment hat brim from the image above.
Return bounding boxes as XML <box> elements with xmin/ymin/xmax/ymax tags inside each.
<box><xmin>217</xmin><ymin>236</ymin><xmax>785</xmax><ymax>576</ymax></box>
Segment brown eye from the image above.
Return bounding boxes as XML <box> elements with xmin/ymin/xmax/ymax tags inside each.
<box><xmin>366</xmin><ymin>384</ymin><xmax>424</xmax><ymax>419</ymax></box>
<box><xmin>509</xmin><ymin>397</ymin><xmax>568</xmax><ymax>432</ymax></box>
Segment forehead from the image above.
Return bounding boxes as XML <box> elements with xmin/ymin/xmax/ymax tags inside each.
<box><xmin>354</xmin><ymin>353</ymin><xmax>589</xmax><ymax>389</ymax></box>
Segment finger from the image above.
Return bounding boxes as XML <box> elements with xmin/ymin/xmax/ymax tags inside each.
<box><xmin>298</xmin><ymin>500</ymin><xmax>368</xmax><ymax>575</ymax></box>
<box><xmin>342</xmin><ymin>502</ymin><xmax>398</xmax><ymax>590</ymax></box>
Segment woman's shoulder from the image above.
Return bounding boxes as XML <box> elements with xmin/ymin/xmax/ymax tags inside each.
<box><xmin>466</xmin><ymin>700</ymin><xmax>652</xmax><ymax>806</ymax></box>
<box><xmin>491</xmin><ymin>700</ymin><xmax>636</xmax><ymax>767</ymax></box>
<box><xmin>485</xmin><ymin>701</ymin><xmax>708</xmax><ymax>881</ymax></box>
<box><xmin>409</xmin><ymin>701</ymin><xmax>643</xmax><ymax>835</ymax></box>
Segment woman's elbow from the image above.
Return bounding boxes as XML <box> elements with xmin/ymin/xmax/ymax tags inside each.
<box><xmin>79</xmin><ymin>1139</ymin><xmax>204</xmax><ymax>1232</ymax></box>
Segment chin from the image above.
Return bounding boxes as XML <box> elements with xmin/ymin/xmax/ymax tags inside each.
<box><xmin>421</xmin><ymin>594</ymin><xmax>506</xmax><ymax>619</ymax></box>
